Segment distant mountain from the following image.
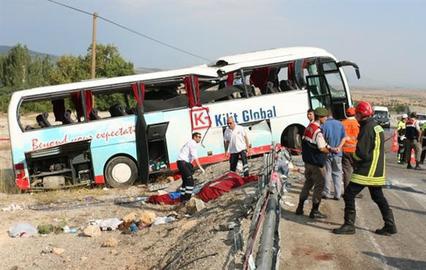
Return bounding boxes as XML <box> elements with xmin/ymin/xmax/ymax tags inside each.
<box><xmin>0</xmin><ymin>45</ymin><xmax>58</xmax><ymax>60</ymax></box>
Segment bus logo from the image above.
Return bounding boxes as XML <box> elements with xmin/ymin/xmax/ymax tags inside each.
<box><xmin>191</xmin><ymin>107</ymin><xmax>212</xmax><ymax>131</ymax></box>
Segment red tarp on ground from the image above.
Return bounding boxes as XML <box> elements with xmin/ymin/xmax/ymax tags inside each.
<box><xmin>197</xmin><ymin>172</ymin><xmax>258</xmax><ymax>202</ymax></box>
<box><xmin>146</xmin><ymin>172</ymin><xmax>258</xmax><ymax>205</ymax></box>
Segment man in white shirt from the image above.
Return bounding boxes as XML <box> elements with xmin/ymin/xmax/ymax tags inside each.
<box><xmin>177</xmin><ymin>132</ymin><xmax>205</xmax><ymax>201</ymax></box>
<box><xmin>224</xmin><ymin>116</ymin><xmax>251</xmax><ymax>176</ymax></box>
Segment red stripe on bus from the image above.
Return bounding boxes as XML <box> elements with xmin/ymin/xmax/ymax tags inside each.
<box><xmin>94</xmin><ymin>175</ymin><xmax>105</xmax><ymax>184</ymax></box>
<box><xmin>0</xmin><ymin>137</ymin><xmax>10</xmax><ymax>141</ymax></box>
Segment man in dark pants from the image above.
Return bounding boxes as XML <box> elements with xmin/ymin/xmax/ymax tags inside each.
<box><xmin>295</xmin><ymin>107</ymin><xmax>334</xmax><ymax>219</ymax></box>
<box><xmin>177</xmin><ymin>132</ymin><xmax>205</xmax><ymax>202</ymax></box>
<box><xmin>224</xmin><ymin>116</ymin><xmax>251</xmax><ymax>176</ymax></box>
<box><xmin>333</xmin><ymin>101</ymin><xmax>397</xmax><ymax>236</ymax></box>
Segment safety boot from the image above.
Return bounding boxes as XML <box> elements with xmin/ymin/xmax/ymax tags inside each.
<box><xmin>309</xmin><ymin>203</ymin><xmax>327</xmax><ymax>219</ymax></box>
<box><xmin>333</xmin><ymin>209</ymin><xmax>356</xmax><ymax>234</ymax></box>
<box><xmin>295</xmin><ymin>199</ymin><xmax>304</xmax><ymax>215</ymax></box>
<box><xmin>375</xmin><ymin>209</ymin><xmax>397</xmax><ymax>236</ymax></box>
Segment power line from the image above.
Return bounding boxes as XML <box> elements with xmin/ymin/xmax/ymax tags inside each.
<box><xmin>45</xmin><ymin>0</ymin><xmax>211</xmax><ymax>62</ymax></box>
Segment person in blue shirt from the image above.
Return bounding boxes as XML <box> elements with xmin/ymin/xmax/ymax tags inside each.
<box><xmin>321</xmin><ymin>113</ymin><xmax>346</xmax><ymax>200</ymax></box>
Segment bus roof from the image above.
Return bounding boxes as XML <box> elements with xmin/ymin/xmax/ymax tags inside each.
<box><xmin>9</xmin><ymin>64</ymin><xmax>219</xmax><ymax>101</ymax></box>
<box><xmin>213</xmin><ymin>47</ymin><xmax>336</xmax><ymax>74</ymax></box>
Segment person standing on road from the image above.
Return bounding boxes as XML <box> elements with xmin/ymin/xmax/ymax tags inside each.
<box><xmin>322</xmin><ymin>112</ymin><xmax>346</xmax><ymax>200</ymax></box>
<box><xmin>405</xmin><ymin>112</ymin><xmax>423</xmax><ymax>170</ymax></box>
<box><xmin>177</xmin><ymin>132</ymin><xmax>205</xmax><ymax>202</ymax></box>
<box><xmin>420</xmin><ymin>122</ymin><xmax>426</xmax><ymax>164</ymax></box>
<box><xmin>396</xmin><ymin>114</ymin><xmax>408</xmax><ymax>164</ymax></box>
<box><xmin>296</xmin><ymin>107</ymin><xmax>335</xmax><ymax>219</ymax></box>
<box><xmin>333</xmin><ymin>101</ymin><xmax>397</xmax><ymax>236</ymax></box>
<box><xmin>341</xmin><ymin>107</ymin><xmax>360</xmax><ymax>190</ymax></box>
<box><xmin>224</xmin><ymin>116</ymin><xmax>251</xmax><ymax>177</ymax></box>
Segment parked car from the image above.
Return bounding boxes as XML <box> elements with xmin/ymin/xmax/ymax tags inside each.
<box><xmin>417</xmin><ymin>113</ymin><xmax>426</xmax><ymax>126</ymax></box>
<box><xmin>373</xmin><ymin>106</ymin><xmax>390</xmax><ymax>128</ymax></box>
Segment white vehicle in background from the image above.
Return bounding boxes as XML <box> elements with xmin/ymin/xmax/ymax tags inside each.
<box><xmin>417</xmin><ymin>112</ymin><xmax>426</xmax><ymax>126</ymax></box>
<box><xmin>373</xmin><ymin>106</ymin><xmax>390</xmax><ymax>128</ymax></box>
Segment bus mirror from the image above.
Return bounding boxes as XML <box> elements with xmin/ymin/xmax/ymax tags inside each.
<box><xmin>337</xmin><ymin>61</ymin><xmax>361</xmax><ymax>79</ymax></box>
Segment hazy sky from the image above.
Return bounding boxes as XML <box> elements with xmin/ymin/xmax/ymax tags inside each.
<box><xmin>1</xmin><ymin>0</ymin><xmax>425</xmax><ymax>88</ymax></box>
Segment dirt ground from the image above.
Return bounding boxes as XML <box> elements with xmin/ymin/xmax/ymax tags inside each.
<box><xmin>0</xmin><ymin>158</ymin><xmax>265</xmax><ymax>270</ymax></box>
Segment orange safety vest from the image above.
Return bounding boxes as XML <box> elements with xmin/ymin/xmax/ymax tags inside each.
<box><xmin>341</xmin><ymin>118</ymin><xmax>360</xmax><ymax>153</ymax></box>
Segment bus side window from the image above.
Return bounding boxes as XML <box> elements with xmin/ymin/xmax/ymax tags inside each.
<box><xmin>36</xmin><ymin>112</ymin><xmax>51</xmax><ymax>128</ymax></box>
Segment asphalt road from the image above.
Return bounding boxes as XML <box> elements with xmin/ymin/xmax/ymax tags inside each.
<box><xmin>280</xmin><ymin>129</ymin><xmax>426</xmax><ymax>270</ymax></box>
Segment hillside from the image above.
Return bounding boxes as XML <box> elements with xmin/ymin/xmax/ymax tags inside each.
<box><xmin>0</xmin><ymin>45</ymin><xmax>57</xmax><ymax>60</ymax></box>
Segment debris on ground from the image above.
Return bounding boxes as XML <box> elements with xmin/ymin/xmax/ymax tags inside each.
<box><xmin>8</xmin><ymin>223</ymin><xmax>38</xmax><ymax>238</ymax></box>
<box><xmin>82</xmin><ymin>225</ymin><xmax>101</xmax><ymax>237</ymax></box>
<box><xmin>101</xmin><ymin>237</ymin><xmax>119</xmax><ymax>248</ymax></box>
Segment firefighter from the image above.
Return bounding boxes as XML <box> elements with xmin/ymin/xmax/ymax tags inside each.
<box><xmin>333</xmin><ymin>101</ymin><xmax>397</xmax><ymax>235</ymax></box>
<box><xmin>396</xmin><ymin>114</ymin><xmax>408</xmax><ymax>164</ymax></box>
<box><xmin>295</xmin><ymin>107</ymin><xmax>335</xmax><ymax>219</ymax></box>
<box><xmin>421</xmin><ymin>122</ymin><xmax>426</xmax><ymax>164</ymax></box>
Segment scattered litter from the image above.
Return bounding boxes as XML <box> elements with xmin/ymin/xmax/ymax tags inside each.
<box><xmin>103</xmin><ymin>187</ymin><xmax>110</xmax><ymax>191</ymax></box>
<box><xmin>92</xmin><ymin>218</ymin><xmax>123</xmax><ymax>231</ymax></box>
<box><xmin>153</xmin><ymin>216</ymin><xmax>177</xmax><ymax>225</ymax></box>
<box><xmin>129</xmin><ymin>223</ymin><xmax>138</xmax><ymax>233</ymax></box>
<box><xmin>284</xmin><ymin>201</ymin><xmax>295</xmax><ymax>207</ymax></box>
<box><xmin>1</xmin><ymin>203</ymin><xmax>24</xmax><ymax>212</ymax></box>
<box><xmin>186</xmin><ymin>197</ymin><xmax>206</xmax><ymax>214</ymax></box>
<box><xmin>122</xmin><ymin>212</ymin><xmax>138</xmax><ymax>223</ymax></box>
<box><xmin>63</xmin><ymin>226</ymin><xmax>78</xmax><ymax>234</ymax></box>
<box><xmin>41</xmin><ymin>246</ymin><xmax>65</xmax><ymax>256</ymax></box>
<box><xmin>140</xmin><ymin>210</ymin><xmax>157</xmax><ymax>226</ymax></box>
<box><xmin>148</xmin><ymin>182</ymin><xmax>169</xmax><ymax>192</ymax></box>
<box><xmin>8</xmin><ymin>223</ymin><xmax>37</xmax><ymax>238</ymax></box>
<box><xmin>114</xmin><ymin>196</ymin><xmax>148</xmax><ymax>205</ymax></box>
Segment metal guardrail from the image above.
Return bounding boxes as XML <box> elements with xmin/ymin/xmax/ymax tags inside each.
<box><xmin>243</xmin><ymin>146</ymin><xmax>289</xmax><ymax>270</ymax></box>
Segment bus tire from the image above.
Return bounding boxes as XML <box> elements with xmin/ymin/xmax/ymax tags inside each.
<box><xmin>105</xmin><ymin>156</ymin><xmax>138</xmax><ymax>188</ymax></box>
<box><xmin>288</xmin><ymin>126</ymin><xmax>302</xmax><ymax>153</ymax></box>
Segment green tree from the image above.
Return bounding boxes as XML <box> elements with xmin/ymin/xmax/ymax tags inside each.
<box><xmin>48</xmin><ymin>55</ymin><xmax>89</xmax><ymax>84</ymax></box>
<box><xmin>84</xmin><ymin>44</ymin><xmax>134</xmax><ymax>78</ymax></box>
<box><xmin>0</xmin><ymin>44</ymin><xmax>31</xmax><ymax>90</ymax></box>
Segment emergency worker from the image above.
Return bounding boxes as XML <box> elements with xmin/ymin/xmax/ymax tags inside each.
<box><xmin>341</xmin><ymin>107</ymin><xmax>360</xmax><ymax>189</ymax></box>
<box><xmin>405</xmin><ymin>112</ymin><xmax>423</xmax><ymax>170</ymax></box>
<box><xmin>224</xmin><ymin>116</ymin><xmax>251</xmax><ymax>176</ymax></box>
<box><xmin>333</xmin><ymin>101</ymin><xmax>397</xmax><ymax>236</ymax></box>
<box><xmin>396</xmin><ymin>114</ymin><xmax>408</xmax><ymax>164</ymax></box>
<box><xmin>420</xmin><ymin>122</ymin><xmax>426</xmax><ymax>164</ymax></box>
<box><xmin>296</xmin><ymin>107</ymin><xmax>335</xmax><ymax>219</ymax></box>
<box><xmin>177</xmin><ymin>132</ymin><xmax>205</xmax><ymax>202</ymax></box>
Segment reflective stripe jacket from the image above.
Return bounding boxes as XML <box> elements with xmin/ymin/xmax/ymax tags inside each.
<box><xmin>352</xmin><ymin>117</ymin><xmax>385</xmax><ymax>186</ymax></box>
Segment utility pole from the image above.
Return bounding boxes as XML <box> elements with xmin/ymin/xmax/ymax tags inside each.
<box><xmin>91</xmin><ymin>12</ymin><xmax>97</xmax><ymax>79</ymax></box>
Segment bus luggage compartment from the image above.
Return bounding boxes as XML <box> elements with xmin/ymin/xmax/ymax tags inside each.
<box><xmin>24</xmin><ymin>139</ymin><xmax>93</xmax><ymax>189</ymax></box>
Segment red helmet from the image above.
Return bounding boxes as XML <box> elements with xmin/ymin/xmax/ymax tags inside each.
<box><xmin>346</xmin><ymin>107</ymin><xmax>356</xmax><ymax>117</ymax></box>
<box><xmin>355</xmin><ymin>101</ymin><xmax>373</xmax><ymax>117</ymax></box>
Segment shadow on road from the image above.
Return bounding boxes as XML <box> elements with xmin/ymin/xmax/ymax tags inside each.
<box><xmin>281</xmin><ymin>207</ymin><xmax>371</xmax><ymax>233</ymax></box>
<box><xmin>363</xmin><ymin>251</ymin><xmax>426</xmax><ymax>270</ymax></box>
<box><xmin>389</xmin><ymin>185</ymin><xmax>425</xmax><ymax>195</ymax></box>
<box><xmin>390</xmin><ymin>204</ymin><xmax>426</xmax><ymax>216</ymax></box>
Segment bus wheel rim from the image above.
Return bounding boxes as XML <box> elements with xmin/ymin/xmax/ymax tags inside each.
<box><xmin>111</xmin><ymin>163</ymin><xmax>132</xmax><ymax>183</ymax></box>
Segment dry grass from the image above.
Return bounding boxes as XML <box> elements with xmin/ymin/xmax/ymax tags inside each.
<box><xmin>0</xmin><ymin>167</ymin><xmax>18</xmax><ymax>194</ymax></box>
<box><xmin>32</xmin><ymin>187</ymin><xmax>110</xmax><ymax>204</ymax></box>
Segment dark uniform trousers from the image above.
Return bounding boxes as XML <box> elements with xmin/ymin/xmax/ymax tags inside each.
<box><xmin>299</xmin><ymin>163</ymin><xmax>326</xmax><ymax>204</ymax></box>
<box><xmin>177</xmin><ymin>160</ymin><xmax>194</xmax><ymax>200</ymax></box>
<box><xmin>342</xmin><ymin>152</ymin><xmax>354</xmax><ymax>189</ymax></box>
<box><xmin>230</xmin><ymin>150</ymin><xmax>249</xmax><ymax>177</ymax></box>
<box><xmin>344</xmin><ymin>182</ymin><xmax>391</xmax><ymax>218</ymax></box>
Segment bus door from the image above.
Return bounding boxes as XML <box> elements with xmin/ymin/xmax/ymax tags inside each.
<box><xmin>306</xmin><ymin>59</ymin><xmax>360</xmax><ymax>120</ymax></box>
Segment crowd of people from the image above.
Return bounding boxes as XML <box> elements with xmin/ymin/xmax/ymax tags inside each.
<box><xmin>296</xmin><ymin>102</ymin><xmax>399</xmax><ymax>236</ymax></box>
<box><xmin>174</xmin><ymin>100</ymin><xmax>424</xmax><ymax>237</ymax></box>
<box><xmin>396</xmin><ymin>112</ymin><xmax>426</xmax><ymax>168</ymax></box>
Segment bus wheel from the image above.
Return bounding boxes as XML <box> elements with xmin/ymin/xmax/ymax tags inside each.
<box><xmin>105</xmin><ymin>156</ymin><xmax>138</xmax><ymax>188</ymax></box>
<box><xmin>287</xmin><ymin>126</ymin><xmax>302</xmax><ymax>154</ymax></box>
